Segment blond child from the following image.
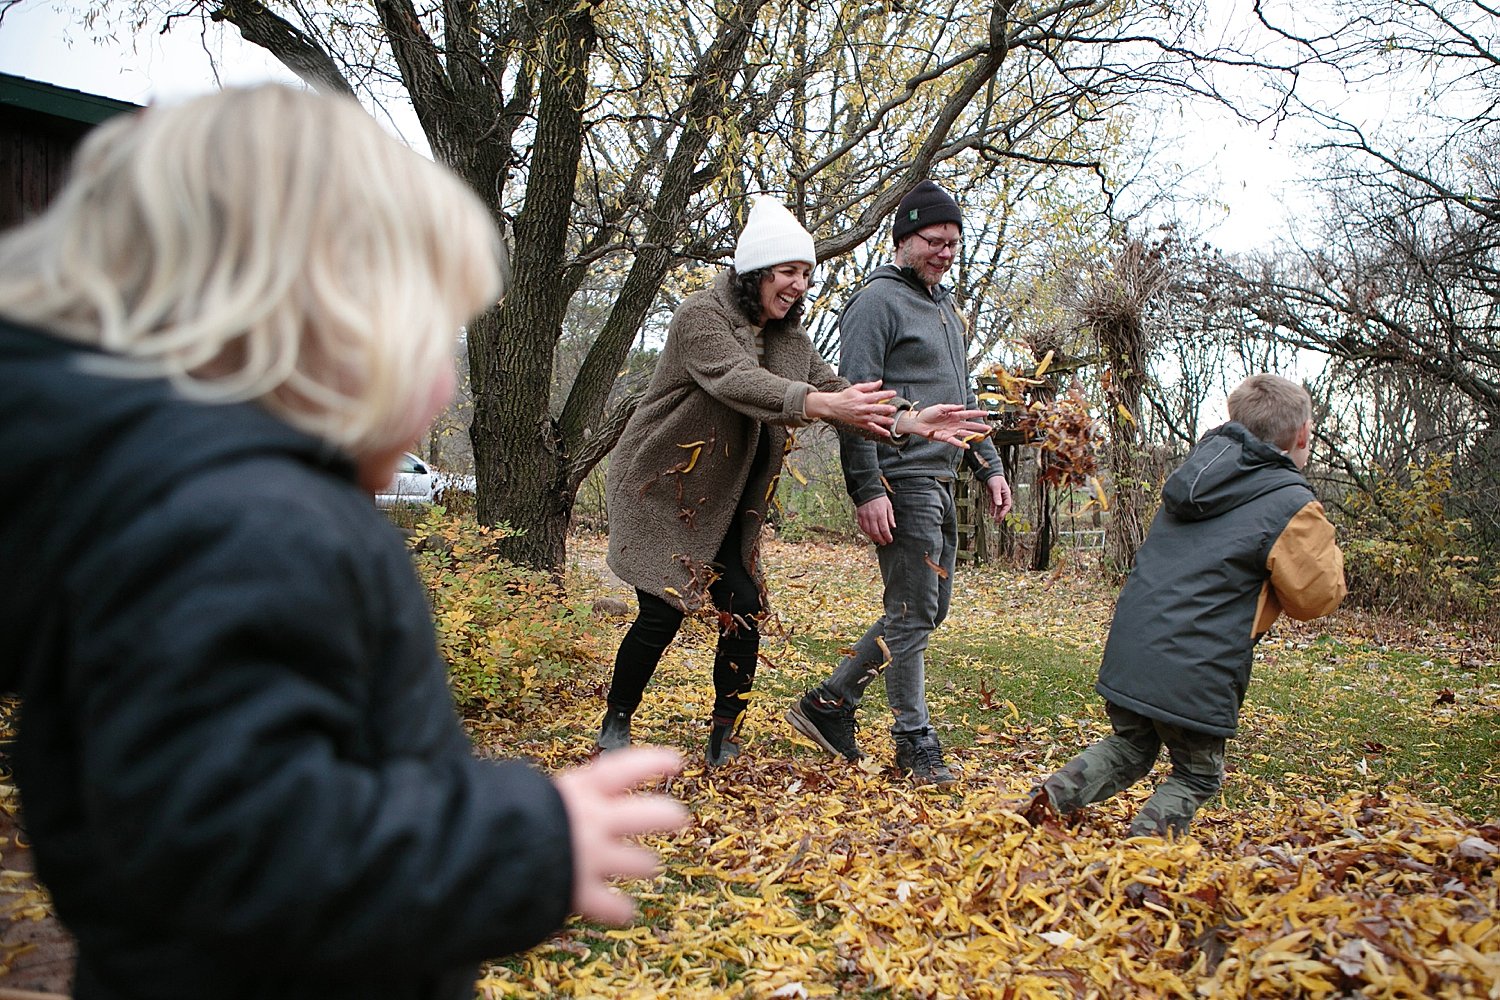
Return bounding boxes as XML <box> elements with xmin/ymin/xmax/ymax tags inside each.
<box><xmin>1034</xmin><ymin>374</ymin><xmax>1346</xmax><ymax>836</ymax></box>
<box><xmin>0</xmin><ymin>85</ymin><xmax>685</xmax><ymax>999</ymax></box>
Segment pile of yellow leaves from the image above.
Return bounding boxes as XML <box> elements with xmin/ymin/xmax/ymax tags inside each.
<box><xmin>485</xmin><ymin>762</ymin><xmax>1496</xmax><ymax>999</ymax></box>
<box><xmin>4</xmin><ymin>533</ymin><xmax>1494</xmax><ymax>997</ymax></box>
<box><xmin>472</xmin><ymin>537</ymin><xmax>1498</xmax><ymax>1000</ymax></box>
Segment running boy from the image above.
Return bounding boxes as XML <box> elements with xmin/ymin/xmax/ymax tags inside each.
<box><xmin>1033</xmin><ymin>374</ymin><xmax>1346</xmax><ymax>836</ymax></box>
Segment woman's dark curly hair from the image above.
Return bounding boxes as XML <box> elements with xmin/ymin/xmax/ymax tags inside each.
<box><xmin>731</xmin><ymin>266</ymin><xmax>805</xmax><ymax>328</ymax></box>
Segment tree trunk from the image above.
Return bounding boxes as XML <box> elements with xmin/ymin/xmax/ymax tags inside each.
<box><xmin>1031</xmin><ymin>473</ymin><xmax>1054</xmax><ymax>571</ymax></box>
<box><xmin>466</xmin><ymin>306</ymin><xmax>569</xmax><ymax>569</ymax></box>
<box><xmin>469</xmin><ymin>4</ymin><xmax>595</xmax><ymax>571</ymax></box>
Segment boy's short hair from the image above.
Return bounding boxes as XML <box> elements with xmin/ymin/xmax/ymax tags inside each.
<box><xmin>0</xmin><ymin>85</ymin><xmax>503</xmax><ymax>458</ymax></box>
<box><xmin>1227</xmin><ymin>374</ymin><xmax>1312</xmax><ymax>451</ymax></box>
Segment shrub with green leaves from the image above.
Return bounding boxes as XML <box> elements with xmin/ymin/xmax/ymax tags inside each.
<box><xmin>406</xmin><ymin>509</ymin><xmax>605</xmax><ymax>717</ymax></box>
<box><xmin>1339</xmin><ymin>454</ymin><xmax>1494</xmax><ymax>620</ymax></box>
<box><xmin>772</xmin><ymin>473</ymin><xmax>860</xmax><ymax>542</ymax></box>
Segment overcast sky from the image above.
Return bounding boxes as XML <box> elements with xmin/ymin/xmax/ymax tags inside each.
<box><xmin>0</xmin><ymin>2</ymin><xmax>293</xmax><ymax>103</ymax></box>
<box><xmin>0</xmin><ymin>0</ymin><xmax>1322</xmax><ymax>254</ymax></box>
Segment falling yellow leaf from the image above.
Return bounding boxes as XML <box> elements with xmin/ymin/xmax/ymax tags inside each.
<box><xmin>1034</xmin><ymin>350</ymin><xmax>1055</xmax><ymax>377</ymax></box>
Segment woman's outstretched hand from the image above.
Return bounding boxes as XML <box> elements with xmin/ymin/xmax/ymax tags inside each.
<box><xmin>554</xmin><ymin>747</ymin><xmax>688</xmax><ymax>925</ymax></box>
<box><xmin>905</xmin><ymin>404</ymin><xmax>992</xmax><ymax>448</ymax></box>
<box><xmin>805</xmin><ymin>380</ymin><xmax>898</xmax><ymax>436</ymax></box>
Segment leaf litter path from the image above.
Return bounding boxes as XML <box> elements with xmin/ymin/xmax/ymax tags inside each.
<box><xmin>474</xmin><ymin>536</ymin><xmax>1499</xmax><ymax>999</ymax></box>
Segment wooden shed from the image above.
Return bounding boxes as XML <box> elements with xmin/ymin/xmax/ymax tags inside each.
<box><xmin>0</xmin><ymin>72</ymin><xmax>139</xmax><ymax>229</ymax></box>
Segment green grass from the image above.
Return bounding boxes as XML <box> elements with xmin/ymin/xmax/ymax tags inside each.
<box><xmin>1242</xmin><ymin>637</ymin><xmax>1499</xmax><ymax>819</ymax></box>
<box><xmin>508</xmin><ymin>533</ymin><xmax>1499</xmax><ymax>824</ymax></box>
<box><xmin>752</xmin><ymin>562</ymin><xmax>1499</xmax><ymax>821</ymax></box>
<box><xmin>929</xmin><ymin>633</ymin><xmax>1103</xmax><ymax>729</ymax></box>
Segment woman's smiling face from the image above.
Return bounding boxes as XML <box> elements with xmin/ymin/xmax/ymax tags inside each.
<box><xmin>758</xmin><ymin>262</ymin><xmax>813</xmax><ymax>322</ymax></box>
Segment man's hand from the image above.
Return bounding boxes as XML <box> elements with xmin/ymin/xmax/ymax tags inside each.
<box><xmin>855</xmin><ymin>494</ymin><xmax>896</xmax><ymax>546</ymax></box>
<box><xmin>805</xmin><ymin>380</ymin><xmax>897</xmax><ymax>437</ymax></box>
<box><xmin>985</xmin><ymin>474</ymin><xmax>1013</xmax><ymax>522</ymax></box>
<box><xmin>906</xmin><ymin>404</ymin><xmax>991</xmax><ymax>447</ymax></box>
<box><xmin>553</xmin><ymin>747</ymin><xmax>688</xmax><ymax>925</ymax></box>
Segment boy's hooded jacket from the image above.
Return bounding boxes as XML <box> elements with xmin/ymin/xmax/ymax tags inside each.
<box><xmin>1098</xmin><ymin>422</ymin><xmax>1346</xmax><ymax>737</ymax></box>
<box><xmin>0</xmin><ymin>318</ymin><xmax>572</xmax><ymax>1000</ymax></box>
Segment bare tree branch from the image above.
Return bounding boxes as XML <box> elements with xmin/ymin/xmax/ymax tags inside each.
<box><xmin>210</xmin><ymin>1</ymin><xmax>353</xmax><ymax>95</ymax></box>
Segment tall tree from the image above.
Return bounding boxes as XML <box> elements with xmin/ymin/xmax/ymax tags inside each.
<box><xmin>1109</xmin><ymin>1</ymin><xmax>1500</xmax><ymax>559</ymax></box>
<box><xmin>1236</xmin><ymin>0</ymin><xmax>1500</xmax><ymax>419</ymax></box>
<box><xmin>76</xmin><ymin>0</ymin><xmax>1281</xmax><ymax>570</ymax></box>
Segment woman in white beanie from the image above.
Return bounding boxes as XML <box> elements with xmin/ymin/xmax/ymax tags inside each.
<box><xmin>599</xmin><ymin>196</ymin><xmax>989</xmax><ymax>766</ymax></box>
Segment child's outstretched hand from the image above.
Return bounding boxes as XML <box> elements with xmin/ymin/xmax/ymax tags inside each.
<box><xmin>553</xmin><ymin>747</ymin><xmax>688</xmax><ymax>924</ymax></box>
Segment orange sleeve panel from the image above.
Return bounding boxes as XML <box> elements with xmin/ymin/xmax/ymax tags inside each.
<box><xmin>1254</xmin><ymin>500</ymin><xmax>1348</xmax><ymax>634</ymax></box>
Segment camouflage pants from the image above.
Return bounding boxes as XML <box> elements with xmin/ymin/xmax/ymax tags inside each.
<box><xmin>1041</xmin><ymin>701</ymin><xmax>1226</xmax><ymax>837</ymax></box>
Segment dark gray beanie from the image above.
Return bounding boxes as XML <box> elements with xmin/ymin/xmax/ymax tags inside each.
<box><xmin>892</xmin><ymin>180</ymin><xmax>963</xmax><ymax>242</ymax></box>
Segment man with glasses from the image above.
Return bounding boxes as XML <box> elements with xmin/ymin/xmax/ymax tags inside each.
<box><xmin>787</xmin><ymin>180</ymin><xmax>1013</xmax><ymax>785</ymax></box>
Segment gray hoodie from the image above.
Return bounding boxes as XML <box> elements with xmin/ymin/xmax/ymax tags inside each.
<box><xmin>836</xmin><ymin>264</ymin><xmax>1003</xmax><ymax>504</ymax></box>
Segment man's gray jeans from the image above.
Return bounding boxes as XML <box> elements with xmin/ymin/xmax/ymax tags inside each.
<box><xmin>822</xmin><ymin>476</ymin><xmax>954</xmax><ymax>734</ymax></box>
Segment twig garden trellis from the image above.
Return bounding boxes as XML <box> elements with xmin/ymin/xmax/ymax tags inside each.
<box><xmin>957</xmin><ymin>351</ymin><xmax>1101</xmax><ymax>569</ymax></box>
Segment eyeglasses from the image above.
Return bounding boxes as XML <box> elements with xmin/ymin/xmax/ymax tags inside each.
<box><xmin>916</xmin><ymin>234</ymin><xmax>962</xmax><ymax>253</ymax></box>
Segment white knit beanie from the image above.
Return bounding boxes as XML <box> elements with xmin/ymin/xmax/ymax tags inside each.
<box><xmin>733</xmin><ymin>195</ymin><xmax>817</xmax><ymax>273</ymax></box>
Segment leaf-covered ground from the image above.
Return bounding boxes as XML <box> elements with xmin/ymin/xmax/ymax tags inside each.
<box><xmin>473</xmin><ymin>535</ymin><xmax>1500</xmax><ymax>999</ymax></box>
<box><xmin>3</xmin><ymin>534</ymin><xmax>1496</xmax><ymax>997</ymax></box>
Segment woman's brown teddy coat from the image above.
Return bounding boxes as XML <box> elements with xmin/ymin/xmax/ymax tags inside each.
<box><xmin>606</xmin><ymin>269</ymin><xmax>846</xmax><ymax>608</ymax></box>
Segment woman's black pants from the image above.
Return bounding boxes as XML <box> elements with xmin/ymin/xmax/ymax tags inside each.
<box><xmin>605</xmin><ymin>518</ymin><xmax>762</xmax><ymax>725</ymax></box>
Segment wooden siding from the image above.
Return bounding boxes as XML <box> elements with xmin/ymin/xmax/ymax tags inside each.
<box><xmin>0</xmin><ymin>73</ymin><xmax>139</xmax><ymax>230</ymax></box>
<box><xmin>0</xmin><ymin>120</ymin><xmax>80</xmax><ymax>228</ymax></box>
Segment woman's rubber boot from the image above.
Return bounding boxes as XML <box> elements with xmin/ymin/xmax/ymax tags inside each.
<box><xmin>705</xmin><ymin>713</ymin><xmax>744</xmax><ymax>768</ymax></box>
<box><xmin>595</xmin><ymin>705</ymin><xmax>633</xmax><ymax>752</ymax></box>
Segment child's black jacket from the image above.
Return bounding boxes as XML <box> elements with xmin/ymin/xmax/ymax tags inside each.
<box><xmin>0</xmin><ymin>318</ymin><xmax>573</xmax><ymax>999</ymax></box>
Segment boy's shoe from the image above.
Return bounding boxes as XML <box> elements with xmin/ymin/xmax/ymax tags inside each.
<box><xmin>595</xmin><ymin>705</ymin><xmax>632</xmax><ymax>752</ymax></box>
<box><xmin>785</xmin><ymin>691</ymin><xmax>864</xmax><ymax>761</ymax></box>
<box><xmin>1019</xmin><ymin>783</ymin><xmax>1057</xmax><ymax>826</ymax></box>
<box><xmin>894</xmin><ymin>728</ymin><xmax>955</xmax><ymax>786</ymax></box>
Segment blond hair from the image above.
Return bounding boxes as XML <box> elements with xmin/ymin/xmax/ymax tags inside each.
<box><xmin>0</xmin><ymin>85</ymin><xmax>503</xmax><ymax>458</ymax></box>
<box><xmin>1227</xmin><ymin>373</ymin><xmax>1312</xmax><ymax>450</ymax></box>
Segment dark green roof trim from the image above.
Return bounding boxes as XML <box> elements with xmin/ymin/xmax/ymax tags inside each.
<box><xmin>0</xmin><ymin>72</ymin><xmax>140</xmax><ymax>127</ymax></box>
